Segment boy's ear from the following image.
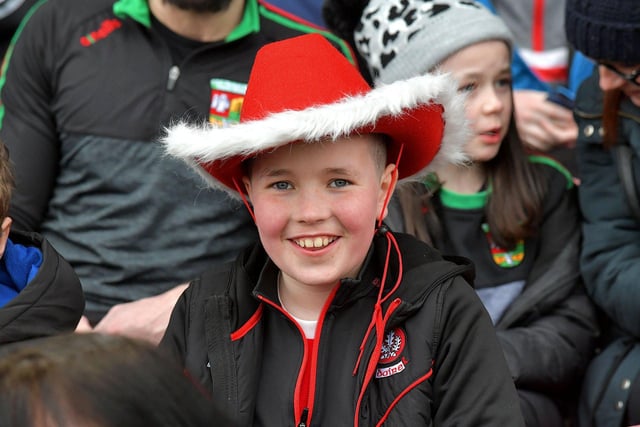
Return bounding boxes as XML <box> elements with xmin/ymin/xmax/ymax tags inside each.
<box><xmin>241</xmin><ymin>176</ymin><xmax>252</xmax><ymax>197</ymax></box>
<box><xmin>377</xmin><ymin>163</ymin><xmax>398</xmax><ymax>221</ymax></box>
<box><xmin>0</xmin><ymin>217</ymin><xmax>12</xmax><ymax>258</ymax></box>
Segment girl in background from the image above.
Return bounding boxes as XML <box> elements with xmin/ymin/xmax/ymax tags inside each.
<box><xmin>350</xmin><ymin>1</ymin><xmax>599</xmax><ymax>425</ymax></box>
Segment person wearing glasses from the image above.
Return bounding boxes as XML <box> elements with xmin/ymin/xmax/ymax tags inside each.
<box><xmin>564</xmin><ymin>1</ymin><xmax>640</xmax><ymax>426</ymax></box>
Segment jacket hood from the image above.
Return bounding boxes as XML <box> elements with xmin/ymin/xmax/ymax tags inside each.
<box><xmin>0</xmin><ymin>230</ymin><xmax>84</xmax><ymax>345</ymax></box>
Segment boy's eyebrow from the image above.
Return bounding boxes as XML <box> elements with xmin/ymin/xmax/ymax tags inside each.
<box><xmin>324</xmin><ymin>167</ymin><xmax>357</xmax><ymax>176</ymax></box>
<box><xmin>256</xmin><ymin>167</ymin><xmax>358</xmax><ymax>178</ymax></box>
<box><xmin>255</xmin><ymin>168</ymin><xmax>291</xmax><ymax>179</ymax></box>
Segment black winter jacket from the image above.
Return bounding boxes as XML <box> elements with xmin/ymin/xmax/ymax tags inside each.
<box><xmin>574</xmin><ymin>68</ymin><xmax>640</xmax><ymax>427</ymax></box>
<box><xmin>161</xmin><ymin>232</ymin><xmax>525</xmax><ymax>426</ymax></box>
<box><xmin>575</xmin><ymin>69</ymin><xmax>640</xmax><ymax>339</ymax></box>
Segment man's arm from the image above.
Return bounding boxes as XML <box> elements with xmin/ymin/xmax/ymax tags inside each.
<box><xmin>93</xmin><ymin>283</ymin><xmax>189</xmax><ymax>345</ymax></box>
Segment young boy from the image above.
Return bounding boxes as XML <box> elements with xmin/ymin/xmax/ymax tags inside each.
<box><xmin>161</xmin><ymin>33</ymin><xmax>525</xmax><ymax>426</ymax></box>
<box><xmin>0</xmin><ymin>141</ymin><xmax>84</xmax><ymax>344</ymax></box>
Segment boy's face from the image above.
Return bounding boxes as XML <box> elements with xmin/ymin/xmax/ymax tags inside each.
<box><xmin>243</xmin><ymin>135</ymin><xmax>395</xmax><ymax>290</ymax></box>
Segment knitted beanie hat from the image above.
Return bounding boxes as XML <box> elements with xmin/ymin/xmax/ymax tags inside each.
<box><xmin>565</xmin><ymin>0</ymin><xmax>640</xmax><ymax>65</ymax></box>
<box><xmin>354</xmin><ymin>0</ymin><xmax>514</xmax><ymax>85</ymax></box>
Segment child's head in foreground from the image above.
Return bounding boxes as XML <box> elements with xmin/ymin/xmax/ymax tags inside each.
<box><xmin>0</xmin><ymin>333</ymin><xmax>220</xmax><ymax>427</ymax></box>
<box><xmin>163</xmin><ymin>33</ymin><xmax>466</xmax><ymax>286</ymax></box>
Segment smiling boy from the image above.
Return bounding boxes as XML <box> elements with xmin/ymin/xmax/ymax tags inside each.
<box><xmin>160</xmin><ymin>33</ymin><xmax>525</xmax><ymax>426</ymax></box>
<box><xmin>244</xmin><ymin>135</ymin><xmax>392</xmax><ymax>321</ymax></box>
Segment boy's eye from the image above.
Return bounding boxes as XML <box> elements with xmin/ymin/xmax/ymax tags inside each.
<box><xmin>271</xmin><ymin>181</ymin><xmax>292</xmax><ymax>190</ymax></box>
<box><xmin>329</xmin><ymin>179</ymin><xmax>350</xmax><ymax>188</ymax></box>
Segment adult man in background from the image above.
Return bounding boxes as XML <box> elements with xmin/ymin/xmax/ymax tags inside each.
<box><xmin>0</xmin><ymin>0</ymin><xmax>352</xmax><ymax>344</ymax></box>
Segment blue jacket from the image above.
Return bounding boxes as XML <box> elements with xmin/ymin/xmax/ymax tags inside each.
<box><xmin>0</xmin><ymin>237</ymin><xmax>42</xmax><ymax>307</ymax></box>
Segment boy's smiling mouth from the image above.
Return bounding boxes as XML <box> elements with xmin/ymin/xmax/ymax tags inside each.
<box><xmin>293</xmin><ymin>236</ymin><xmax>337</xmax><ymax>249</ymax></box>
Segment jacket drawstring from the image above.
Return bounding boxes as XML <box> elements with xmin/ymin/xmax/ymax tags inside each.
<box><xmin>353</xmin><ymin>228</ymin><xmax>404</xmax><ymax>426</ymax></box>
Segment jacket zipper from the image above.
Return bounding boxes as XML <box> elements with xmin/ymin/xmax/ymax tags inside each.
<box><xmin>166</xmin><ymin>65</ymin><xmax>180</xmax><ymax>91</ymax></box>
<box><xmin>164</xmin><ymin>40</ymin><xmax>223</xmax><ymax>93</ymax></box>
<box><xmin>575</xmin><ymin>106</ymin><xmax>640</xmax><ymax>123</ymax></box>
<box><xmin>258</xmin><ymin>292</ymin><xmax>336</xmax><ymax>427</ymax></box>
<box><xmin>297</xmin><ymin>408</ymin><xmax>309</xmax><ymax>427</ymax></box>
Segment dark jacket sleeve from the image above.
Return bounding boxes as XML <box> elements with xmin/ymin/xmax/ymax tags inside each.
<box><xmin>575</xmin><ymin>74</ymin><xmax>640</xmax><ymax>339</ymax></box>
<box><xmin>160</xmin><ymin>271</ymin><xmax>223</xmax><ymax>392</ymax></box>
<box><xmin>497</xmin><ymin>290</ymin><xmax>598</xmax><ymax>393</ymax></box>
<box><xmin>160</xmin><ymin>284</ymin><xmax>191</xmax><ymax>366</ymax></box>
<box><xmin>496</xmin><ymin>165</ymin><xmax>599</xmax><ymax>392</ymax></box>
<box><xmin>0</xmin><ymin>1</ymin><xmax>59</xmax><ymax>231</ymax></box>
<box><xmin>433</xmin><ymin>276</ymin><xmax>525</xmax><ymax>426</ymax></box>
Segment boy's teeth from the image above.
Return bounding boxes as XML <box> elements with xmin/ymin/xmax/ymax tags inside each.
<box><xmin>297</xmin><ymin>237</ymin><xmax>333</xmax><ymax>248</ymax></box>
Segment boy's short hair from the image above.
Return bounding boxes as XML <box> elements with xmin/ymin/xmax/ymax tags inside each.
<box><xmin>371</xmin><ymin>134</ymin><xmax>391</xmax><ymax>175</ymax></box>
<box><xmin>0</xmin><ymin>141</ymin><xmax>14</xmax><ymax>219</ymax></box>
<box><xmin>243</xmin><ymin>133</ymin><xmax>389</xmax><ymax>178</ymax></box>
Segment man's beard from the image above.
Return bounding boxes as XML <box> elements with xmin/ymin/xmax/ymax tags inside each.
<box><xmin>163</xmin><ymin>0</ymin><xmax>233</xmax><ymax>13</ymax></box>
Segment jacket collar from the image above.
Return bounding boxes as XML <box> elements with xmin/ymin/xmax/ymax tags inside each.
<box><xmin>246</xmin><ymin>230</ymin><xmax>471</xmax><ymax>312</ymax></box>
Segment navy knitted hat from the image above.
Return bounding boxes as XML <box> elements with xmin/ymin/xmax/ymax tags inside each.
<box><xmin>565</xmin><ymin>0</ymin><xmax>640</xmax><ymax>65</ymax></box>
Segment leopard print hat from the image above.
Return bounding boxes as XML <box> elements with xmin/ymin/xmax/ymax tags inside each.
<box><xmin>354</xmin><ymin>0</ymin><xmax>514</xmax><ymax>85</ymax></box>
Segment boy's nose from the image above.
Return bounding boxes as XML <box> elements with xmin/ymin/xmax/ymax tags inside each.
<box><xmin>293</xmin><ymin>188</ymin><xmax>330</xmax><ymax>223</ymax></box>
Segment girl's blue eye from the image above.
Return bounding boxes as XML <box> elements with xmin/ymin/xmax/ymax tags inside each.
<box><xmin>459</xmin><ymin>83</ymin><xmax>476</xmax><ymax>93</ymax></box>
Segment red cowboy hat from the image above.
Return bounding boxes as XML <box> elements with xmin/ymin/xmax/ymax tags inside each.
<box><xmin>163</xmin><ymin>33</ymin><xmax>466</xmax><ymax>196</ymax></box>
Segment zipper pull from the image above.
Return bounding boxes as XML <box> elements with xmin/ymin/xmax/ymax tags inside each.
<box><xmin>166</xmin><ymin>65</ymin><xmax>180</xmax><ymax>91</ymax></box>
<box><xmin>297</xmin><ymin>408</ymin><xmax>309</xmax><ymax>427</ymax></box>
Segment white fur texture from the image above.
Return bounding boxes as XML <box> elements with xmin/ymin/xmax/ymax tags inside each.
<box><xmin>161</xmin><ymin>72</ymin><xmax>469</xmax><ymax>198</ymax></box>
